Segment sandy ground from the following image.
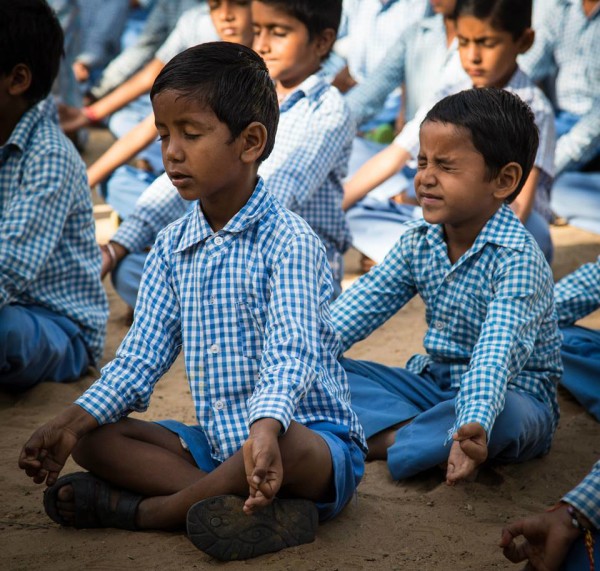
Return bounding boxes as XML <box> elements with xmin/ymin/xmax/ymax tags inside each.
<box><xmin>1</xmin><ymin>129</ymin><xmax>599</xmax><ymax>570</ymax></box>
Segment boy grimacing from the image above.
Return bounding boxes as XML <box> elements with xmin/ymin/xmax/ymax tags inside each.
<box><xmin>332</xmin><ymin>88</ymin><xmax>562</xmax><ymax>484</ymax></box>
<box><xmin>19</xmin><ymin>42</ymin><xmax>366</xmax><ymax>561</ymax></box>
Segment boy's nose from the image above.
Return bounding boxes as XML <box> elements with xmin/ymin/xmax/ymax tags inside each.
<box><xmin>253</xmin><ymin>31</ymin><xmax>269</xmax><ymax>54</ymax></box>
<box><xmin>165</xmin><ymin>139</ymin><xmax>184</xmax><ymax>163</ymax></box>
<box><xmin>467</xmin><ymin>44</ymin><xmax>482</xmax><ymax>63</ymax></box>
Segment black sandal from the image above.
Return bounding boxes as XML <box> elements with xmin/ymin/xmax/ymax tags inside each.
<box><xmin>43</xmin><ymin>471</ymin><xmax>142</xmax><ymax>530</ymax></box>
<box><xmin>186</xmin><ymin>494</ymin><xmax>318</xmax><ymax>561</ymax></box>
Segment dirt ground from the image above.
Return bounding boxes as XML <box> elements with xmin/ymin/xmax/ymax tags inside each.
<box><xmin>1</xmin><ymin>129</ymin><xmax>599</xmax><ymax>570</ymax></box>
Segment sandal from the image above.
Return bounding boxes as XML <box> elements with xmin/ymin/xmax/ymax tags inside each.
<box><xmin>43</xmin><ymin>471</ymin><xmax>142</xmax><ymax>530</ymax></box>
<box><xmin>186</xmin><ymin>494</ymin><xmax>318</xmax><ymax>561</ymax></box>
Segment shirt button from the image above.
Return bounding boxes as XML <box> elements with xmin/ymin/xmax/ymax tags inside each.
<box><xmin>214</xmin><ymin>236</ymin><xmax>224</xmax><ymax>245</ymax></box>
<box><xmin>209</xmin><ymin>343</ymin><xmax>220</xmax><ymax>354</ymax></box>
<box><xmin>209</xmin><ymin>295</ymin><xmax>216</xmax><ymax>304</ymax></box>
<box><xmin>446</xmin><ymin>274</ymin><xmax>454</xmax><ymax>283</ymax></box>
<box><xmin>215</xmin><ymin>400</ymin><xmax>224</xmax><ymax>410</ymax></box>
<box><xmin>434</xmin><ymin>320</ymin><xmax>444</xmax><ymax>331</ymax></box>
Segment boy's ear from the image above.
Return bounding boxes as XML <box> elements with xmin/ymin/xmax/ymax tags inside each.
<box><xmin>239</xmin><ymin>121</ymin><xmax>268</xmax><ymax>164</ymax></box>
<box><xmin>313</xmin><ymin>28</ymin><xmax>337</xmax><ymax>59</ymax></box>
<box><xmin>493</xmin><ymin>162</ymin><xmax>523</xmax><ymax>200</ymax></box>
<box><xmin>517</xmin><ymin>28</ymin><xmax>535</xmax><ymax>55</ymax></box>
<box><xmin>7</xmin><ymin>64</ymin><xmax>32</xmax><ymax>97</ymax></box>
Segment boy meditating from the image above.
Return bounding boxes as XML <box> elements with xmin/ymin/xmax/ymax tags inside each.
<box><xmin>0</xmin><ymin>0</ymin><xmax>108</xmax><ymax>391</ymax></box>
<box><xmin>331</xmin><ymin>88</ymin><xmax>562</xmax><ymax>484</ymax></box>
<box><xmin>19</xmin><ymin>42</ymin><xmax>366</xmax><ymax>561</ymax></box>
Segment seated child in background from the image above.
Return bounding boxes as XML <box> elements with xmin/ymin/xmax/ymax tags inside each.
<box><xmin>0</xmin><ymin>0</ymin><xmax>108</xmax><ymax>392</ymax></box>
<box><xmin>82</xmin><ymin>0</ymin><xmax>254</xmax><ymax>220</ymax></box>
<box><xmin>554</xmin><ymin>255</ymin><xmax>600</xmax><ymax>421</ymax></box>
<box><xmin>101</xmin><ymin>0</ymin><xmax>354</xmax><ymax>302</ymax></box>
<box><xmin>330</xmin><ymin>88</ymin><xmax>562</xmax><ymax>484</ymax></box>
<box><xmin>521</xmin><ymin>0</ymin><xmax>600</xmax><ymax>235</ymax></box>
<box><xmin>343</xmin><ymin>0</ymin><xmax>557</xmax><ymax>264</ymax></box>
<box><xmin>19</xmin><ymin>42</ymin><xmax>366</xmax><ymax>562</ymax></box>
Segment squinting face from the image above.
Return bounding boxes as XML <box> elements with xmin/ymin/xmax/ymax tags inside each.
<box><xmin>457</xmin><ymin>16</ymin><xmax>529</xmax><ymax>88</ymax></box>
<box><xmin>251</xmin><ymin>1</ymin><xmax>324</xmax><ymax>91</ymax></box>
<box><xmin>208</xmin><ymin>0</ymin><xmax>253</xmax><ymax>47</ymax></box>
<box><xmin>153</xmin><ymin>90</ymin><xmax>246</xmax><ymax>203</ymax></box>
<box><xmin>415</xmin><ymin>120</ymin><xmax>502</xmax><ymax>233</ymax></box>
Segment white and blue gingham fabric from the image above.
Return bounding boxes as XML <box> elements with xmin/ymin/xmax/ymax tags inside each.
<box><xmin>555</xmin><ymin>255</ymin><xmax>600</xmax><ymax>326</ymax></box>
<box><xmin>345</xmin><ymin>13</ymin><xmax>466</xmax><ymax>125</ymax></box>
<box><xmin>340</xmin><ymin>0</ymin><xmax>430</xmax><ymax>83</ymax></box>
<box><xmin>394</xmin><ymin>67</ymin><xmax>557</xmax><ymax>221</ymax></box>
<box><xmin>331</xmin><ymin>204</ymin><xmax>562</xmax><ymax>441</ymax></box>
<box><xmin>521</xmin><ymin>0</ymin><xmax>600</xmax><ymax>173</ymax></box>
<box><xmin>156</xmin><ymin>5</ymin><xmax>219</xmax><ymax>65</ymax></box>
<box><xmin>113</xmin><ymin>72</ymin><xmax>353</xmax><ymax>256</ymax></box>
<box><xmin>258</xmin><ymin>72</ymin><xmax>353</xmax><ymax>255</ymax></box>
<box><xmin>77</xmin><ymin>178</ymin><xmax>366</xmax><ymax>462</ymax></box>
<box><xmin>0</xmin><ymin>105</ymin><xmax>108</xmax><ymax>364</ymax></box>
<box><xmin>563</xmin><ymin>460</ymin><xmax>600</xmax><ymax>530</ymax></box>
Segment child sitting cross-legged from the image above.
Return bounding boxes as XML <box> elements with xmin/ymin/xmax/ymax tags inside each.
<box><xmin>18</xmin><ymin>42</ymin><xmax>366</xmax><ymax>561</ymax></box>
<box><xmin>330</xmin><ymin>88</ymin><xmax>562</xmax><ymax>485</ymax></box>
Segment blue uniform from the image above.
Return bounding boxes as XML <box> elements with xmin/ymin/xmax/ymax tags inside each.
<box><xmin>77</xmin><ymin>178</ymin><xmax>366</xmax><ymax>520</ymax></box>
<box><xmin>0</xmin><ymin>106</ymin><xmax>108</xmax><ymax>390</ymax></box>
<box><xmin>331</xmin><ymin>205</ymin><xmax>562</xmax><ymax>480</ymax></box>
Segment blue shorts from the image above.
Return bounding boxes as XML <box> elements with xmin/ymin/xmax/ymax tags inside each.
<box><xmin>156</xmin><ymin>419</ymin><xmax>364</xmax><ymax>522</ymax></box>
<box><xmin>342</xmin><ymin>358</ymin><xmax>554</xmax><ymax>480</ymax></box>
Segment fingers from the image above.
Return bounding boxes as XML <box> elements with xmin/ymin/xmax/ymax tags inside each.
<box><xmin>458</xmin><ymin>438</ymin><xmax>488</xmax><ymax>464</ymax></box>
<box><xmin>500</xmin><ymin>521</ymin><xmax>528</xmax><ymax>563</ymax></box>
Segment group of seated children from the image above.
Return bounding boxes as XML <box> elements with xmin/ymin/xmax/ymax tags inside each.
<box><xmin>2</xmin><ymin>0</ymin><xmax>598</xmax><ymax>568</ymax></box>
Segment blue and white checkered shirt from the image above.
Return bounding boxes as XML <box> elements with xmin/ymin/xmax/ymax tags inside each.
<box><xmin>345</xmin><ymin>14</ymin><xmax>467</xmax><ymax>125</ymax></box>
<box><xmin>77</xmin><ymin>178</ymin><xmax>366</xmax><ymax>462</ymax></box>
<box><xmin>554</xmin><ymin>255</ymin><xmax>600</xmax><ymax>326</ymax></box>
<box><xmin>0</xmin><ymin>105</ymin><xmax>108</xmax><ymax>364</ymax></box>
<box><xmin>521</xmin><ymin>0</ymin><xmax>600</xmax><ymax>174</ymax></box>
<box><xmin>563</xmin><ymin>460</ymin><xmax>600</xmax><ymax>530</ymax></box>
<box><xmin>156</xmin><ymin>5</ymin><xmax>219</xmax><ymax>65</ymax></box>
<box><xmin>113</xmin><ymin>72</ymin><xmax>353</xmax><ymax>256</ymax></box>
<box><xmin>331</xmin><ymin>204</ymin><xmax>562</xmax><ymax>443</ymax></box>
<box><xmin>394</xmin><ymin>67</ymin><xmax>557</xmax><ymax>221</ymax></box>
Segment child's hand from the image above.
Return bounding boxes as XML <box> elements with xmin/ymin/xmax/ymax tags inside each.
<box><xmin>446</xmin><ymin>422</ymin><xmax>488</xmax><ymax>486</ymax></box>
<box><xmin>242</xmin><ymin>418</ymin><xmax>283</xmax><ymax>515</ymax></box>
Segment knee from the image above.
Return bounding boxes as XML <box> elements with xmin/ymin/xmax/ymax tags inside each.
<box><xmin>72</xmin><ymin>422</ymin><xmax>124</xmax><ymax>468</ymax></box>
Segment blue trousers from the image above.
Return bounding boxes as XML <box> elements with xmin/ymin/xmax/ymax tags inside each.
<box><xmin>100</xmin><ymin>165</ymin><xmax>158</xmax><ymax>220</ymax></box>
<box><xmin>551</xmin><ymin>111</ymin><xmax>600</xmax><ymax>234</ymax></box>
<box><xmin>342</xmin><ymin>358</ymin><xmax>554</xmax><ymax>480</ymax></box>
<box><xmin>561</xmin><ymin>530</ymin><xmax>600</xmax><ymax>571</ymax></box>
<box><xmin>560</xmin><ymin>325</ymin><xmax>600</xmax><ymax>421</ymax></box>
<box><xmin>0</xmin><ymin>304</ymin><xmax>90</xmax><ymax>391</ymax></box>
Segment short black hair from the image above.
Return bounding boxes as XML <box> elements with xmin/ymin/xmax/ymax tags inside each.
<box><xmin>255</xmin><ymin>0</ymin><xmax>343</xmax><ymax>39</ymax></box>
<box><xmin>150</xmin><ymin>42</ymin><xmax>279</xmax><ymax>163</ymax></box>
<box><xmin>454</xmin><ymin>0</ymin><xmax>532</xmax><ymax>39</ymax></box>
<box><xmin>0</xmin><ymin>0</ymin><xmax>64</xmax><ymax>105</ymax></box>
<box><xmin>423</xmin><ymin>88</ymin><xmax>539</xmax><ymax>202</ymax></box>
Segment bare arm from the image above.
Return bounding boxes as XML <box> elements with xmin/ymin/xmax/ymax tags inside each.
<box><xmin>342</xmin><ymin>143</ymin><xmax>411</xmax><ymax>210</ymax></box>
<box><xmin>87</xmin><ymin>113</ymin><xmax>158</xmax><ymax>187</ymax></box>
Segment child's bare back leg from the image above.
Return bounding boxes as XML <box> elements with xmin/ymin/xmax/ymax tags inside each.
<box><xmin>53</xmin><ymin>419</ymin><xmax>334</xmax><ymax>530</ymax></box>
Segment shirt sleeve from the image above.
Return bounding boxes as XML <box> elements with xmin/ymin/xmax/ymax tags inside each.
<box><xmin>345</xmin><ymin>34</ymin><xmax>408</xmax><ymax>126</ymax></box>
<box><xmin>555</xmin><ymin>256</ymin><xmax>600</xmax><ymax>326</ymax></box>
<box><xmin>562</xmin><ymin>460</ymin><xmax>600</xmax><ymax>530</ymax></box>
<box><xmin>112</xmin><ymin>172</ymin><xmax>190</xmax><ymax>253</ymax></box>
<box><xmin>76</xmin><ymin>234</ymin><xmax>183</xmax><ymax>424</ymax></box>
<box><xmin>265</xmin><ymin>101</ymin><xmax>354</xmax><ymax>210</ymax></box>
<box><xmin>0</xmin><ymin>146</ymin><xmax>81</xmax><ymax>308</ymax></box>
<box><xmin>246</xmin><ymin>233</ymin><xmax>332</xmax><ymax>430</ymax></box>
<box><xmin>452</xmin><ymin>250</ymin><xmax>556</xmax><ymax>439</ymax></box>
<box><xmin>555</xmin><ymin>103</ymin><xmax>600</xmax><ymax>175</ymax></box>
<box><xmin>519</xmin><ymin>9</ymin><xmax>558</xmax><ymax>82</ymax></box>
<box><xmin>330</xmin><ymin>230</ymin><xmax>419</xmax><ymax>353</ymax></box>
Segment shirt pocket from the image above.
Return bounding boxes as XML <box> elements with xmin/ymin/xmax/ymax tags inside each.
<box><xmin>235</xmin><ymin>300</ymin><xmax>267</xmax><ymax>360</ymax></box>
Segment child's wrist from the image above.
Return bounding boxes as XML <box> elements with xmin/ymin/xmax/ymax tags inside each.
<box><xmin>82</xmin><ymin>106</ymin><xmax>99</xmax><ymax>123</ymax></box>
<box><xmin>100</xmin><ymin>242</ymin><xmax>118</xmax><ymax>271</ymax></box>
<box><xmin>249</xmin><ymin>418</ymin><xmax>284</xmax><ymax>438</ymax></box>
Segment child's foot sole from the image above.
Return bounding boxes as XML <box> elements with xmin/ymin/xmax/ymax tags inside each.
<box><xmin>186</xmin><ymin>495</ymin><xmax>318</xmax><ymax>561</ymax></box>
